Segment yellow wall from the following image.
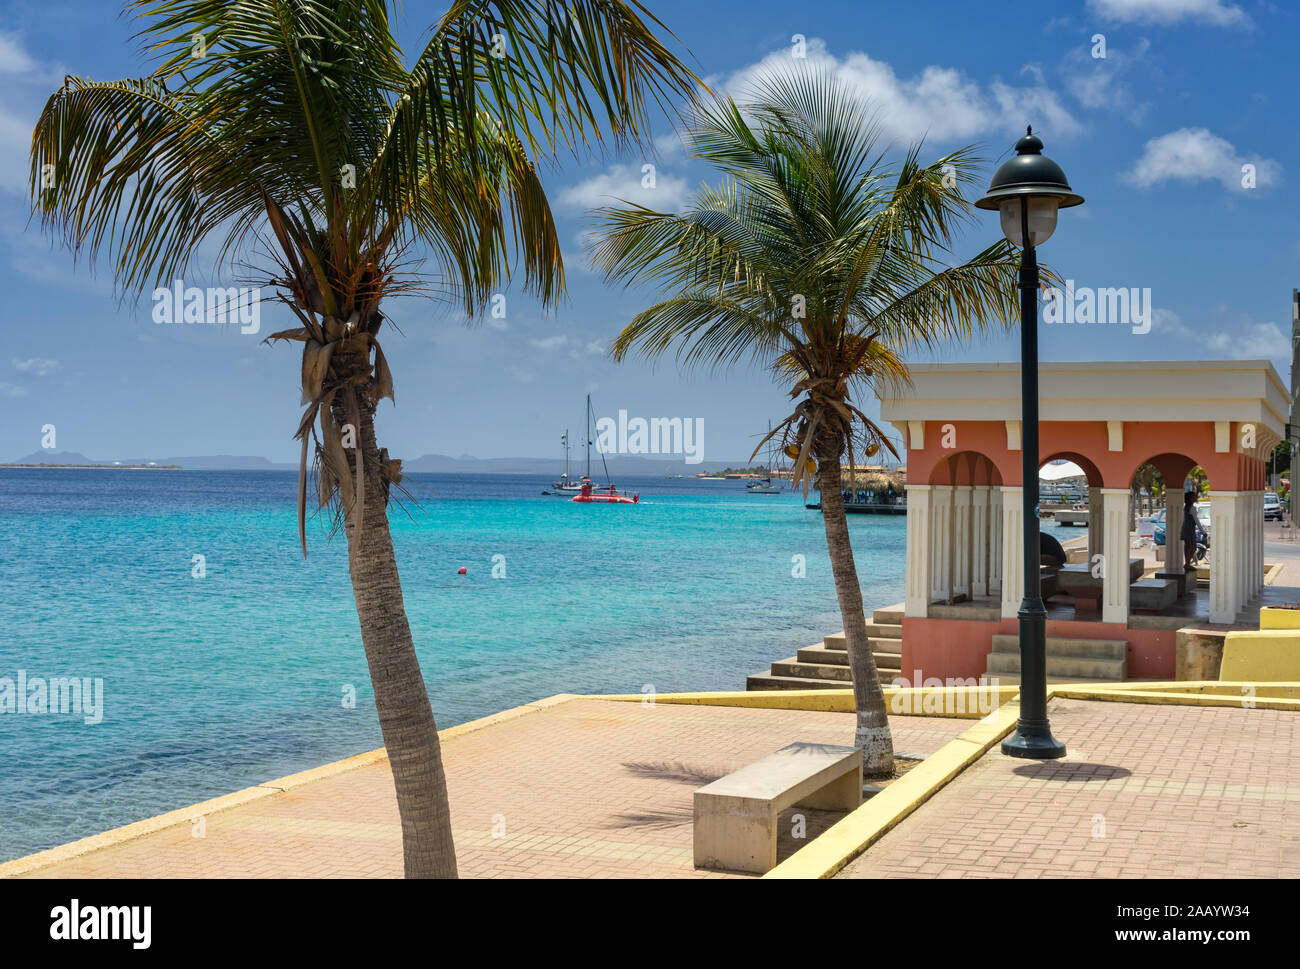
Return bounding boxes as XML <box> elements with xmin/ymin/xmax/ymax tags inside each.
<box><xmin>1220</xmin><ymin>630</ymin><xmax>1300</xmax><ymax>681</ymax></box>
<box><xmin>1259</xmin><ymin>607</ymin><xmax>1300</xmax><ymax>630</ymax></box>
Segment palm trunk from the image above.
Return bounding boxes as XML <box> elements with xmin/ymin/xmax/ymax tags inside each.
<box><xmin>338</xmin><ymin>396</ymin><xmax>458</xmax><ymax>878</ymax></box>
<box><xmin>815</xmin><ymin>452</ymin><xmax>893</xmax><ymax>777</ymax></box>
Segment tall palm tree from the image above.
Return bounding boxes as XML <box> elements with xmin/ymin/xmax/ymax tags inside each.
<box><xmin>588</xmin><ymin>71</ymin><xmax>1021</xmax><ymax>776</ymax></box>
<box><xmin>29</xmin><ymin>0</ymin><xmax>697</xmax><ymax>877</ymax></box>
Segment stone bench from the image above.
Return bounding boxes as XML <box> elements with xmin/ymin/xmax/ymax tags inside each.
<box><xmin>693</xmin><ymin>742</ymin><xmax>862</xmax><ymax>874</ymax></box>
<box><xmin>1129</xmin><ymin>577</ymin><xmax>1177</xmax><ymax>612</ymax></box>
<box><xmin>1040</xmin><ymin>564</ymin><xmax>1061</xmax><ymax>600</ymax></box>
<box><xmin>1056</xmin><ymin>558</ymin><xmax>1145</xmax><ymax>611</ymax></box>
<box><xmin>1155</xmin><ymin>569</ymin><xmax>1195</xmax><ymax>596</ymax></box>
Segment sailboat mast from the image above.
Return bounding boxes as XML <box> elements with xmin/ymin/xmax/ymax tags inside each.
<box><xmin>563</xmin><ymin>429</ymin><xmax>570</xmax><ymax>479</ymax></box>
<box><xmin>585</xmin><ymin>395</ymin><xmax>592</xmax><ymax>480</ymax></box>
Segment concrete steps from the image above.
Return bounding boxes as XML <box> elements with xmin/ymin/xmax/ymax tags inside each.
<box><xmin>748</xmin><ymin>604</ymin><xmax>906</xmax><ymax>692</ymax></box>
<box><xmin>797</xmin><ymin>645</ymin><xmax>902</xmax><ymax>670</ymax></box>
<box><xmin>986</xmin><ymin>634</ymin><xmax>1128</xmax><ymax>681</ymax></box>
<box><xmin>771</xmin><ymin>656</ymin><xmax>852</xmax><ymax>682</ymax></box>
<box><xmin>745</xmin><ymin>672</ymin><xmax>851</xmax><ymax>690</ymax></box>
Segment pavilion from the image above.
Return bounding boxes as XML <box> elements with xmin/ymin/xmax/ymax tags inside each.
<box><xmin>876</xmin><ymin>360</ymin><xmax>1287</xmax><ymax>681</ymax></box>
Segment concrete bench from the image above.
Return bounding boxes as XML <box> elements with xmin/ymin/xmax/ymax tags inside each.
<box><xmin>1129</xmin><ymin>577</ymin><xmax>1177</xmax><ymax>612</ymax></box>
<box><xmin>1040</xmin><ymin>564</ymin><xmax>1061</xmax><ymax>600</ymax></box>
<box><xmin>693</xmin><ymin>742</ymin><xmax>862</xmax><ymax>874</ymax></box>
<box><xmin>1155</xmin><ymin>569</ymin><xmax>1195</xmax><ymax>596</ymax></box>
<box><xmin>1057</xmin><ymin>558</ymin><xmax>1145</xmax><ymax>611</ymax></box>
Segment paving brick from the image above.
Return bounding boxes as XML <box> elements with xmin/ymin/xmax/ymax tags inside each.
<box><xmin>20</xmin><ymin>698</ymin><xmax>966</xmax><ymax>879</ymax></box>
<box><xmin>840</xmin><ymin>698</ymin><xmax>1300</xmax><ymax>878</ymax></box>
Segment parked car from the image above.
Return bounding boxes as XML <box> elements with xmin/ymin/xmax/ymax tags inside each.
<box><xmin>1153</xmin><ymin>502</ymin><xmax>1211</xmax><ymax>546</ymax></box>
<box><xmin>1264</xmin><ymin>492</ymin><xmax>1282</xmax><ymax>521</ymax></box>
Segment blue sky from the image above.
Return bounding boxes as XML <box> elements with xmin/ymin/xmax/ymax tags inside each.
<box><xmin>0</xmin><ymin>0</ymin><xmax>1294</xmax><ymax>464</ymax></box>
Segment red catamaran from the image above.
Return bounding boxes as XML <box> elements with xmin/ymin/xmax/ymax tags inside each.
<box><xmin>572</xmin><ymin>480</ymin><xmax>639</xmax><ymax>504</ymax></box>
<box><xmin>548</xmin><ymin>394</ymin><xmax>639</xmax><ymax>505</ymax></box>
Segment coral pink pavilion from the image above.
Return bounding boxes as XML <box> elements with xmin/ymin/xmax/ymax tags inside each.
<box><xmin>877</xmin><ymin>360</ymin><xmax>1288</xmax><ymax>681</ymax></box>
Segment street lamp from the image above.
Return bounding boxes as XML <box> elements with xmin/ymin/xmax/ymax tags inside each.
<box><xmin>976</xmin><ymin>127</ymin><xmax>1083</xmax><ymax>760</ymax></box>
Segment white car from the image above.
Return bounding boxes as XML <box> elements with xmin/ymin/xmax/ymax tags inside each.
<box><xmin>1264</xmin><ymin>492</ymin><xmax>1282</xmax><ymax>521</ymax></box>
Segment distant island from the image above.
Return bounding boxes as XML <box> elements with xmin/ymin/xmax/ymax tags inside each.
<box><xmin>3</xmin><ymin>450</ymin><xmax>766</xmax><ymax>474</ymax></box>
<box><xmin>1</xmin><ymin>462</ymin><xmax>181</xmax><ymax>470</ymax></box>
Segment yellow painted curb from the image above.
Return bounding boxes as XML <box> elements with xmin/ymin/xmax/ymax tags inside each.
<box><xmin>1049</xmin><ymin>687</ymin><xmax>1300</xmax><ymax>710</ymax></box>
<box><xmin>763</xmin><ymin>702</ymin><xmax>1022</xmax><ymax>879</ymax></box>
<box><xmin>0</xmin><ymin>693</ymin><xmax>580</xmax><ymax>879</ymax></box>
<box><xmin>1060</xmin><ymin>681</ymin><xmax>1300</xmax><ymax>698</ymax></box>
<box><xmin>595</xmin><ymin>686</ymin><xmax>1020</xmax><ymax>718</ymax></box>
<box><xmin>595</xmin><ymin>689</ymin><xmax>855</xmax><ymax>711</ymax></box>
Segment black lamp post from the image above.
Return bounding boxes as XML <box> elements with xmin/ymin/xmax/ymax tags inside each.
<box><xmin>976</xmin><ymin>127</ymin><xmax>1083</xmax><ymax>759</ymax></box>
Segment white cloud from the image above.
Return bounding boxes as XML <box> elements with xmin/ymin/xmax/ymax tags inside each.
<box><xmin>717</xmin><ymin>38</ymin><xmax>1082</xmax><ymax>144</ymax></box>
<box><xmin>1203</xmin><ymin>321</ymin><xmax>1288</xmax><ymax>360</ymax></box>
<box><xmin>1124</xmin><ymin>127</ymin><xmax>1280</xmax><ymax>192</ymax></box>
<box><xmin>0</xmin><ymin>34</ymin><xmax>38</xmax><ymax>74</ymax></box>
<box><xmin>1063</xmin><ymin>38</ymin><xmax>1152</xmax><ymax>122</ymax></box>
<box><xmin>1087</xmin><ymin>0</ymin><xmax>1250</xmax><ymax>27</ymax></box>
<box><xmin>0</xmin><ymin>35</ymin><xmax>65</xmax><ymax>196</ymax></box>
<box><xmin>0</xmin><ymin>107</ymin><xmax>33</xmax><ymax>194</ymax></box>
<box><xmin>0</xmin><ymin>381</ymin><xmax>27</xmax><ymax>397</ymax></box>
<box><xmin>1153</xmin><ymin>308</ymin><xmax>1287</xmax><ymax>365</ymax></box>
<box><xmin>12</xmin><ymin>356</ymin><xmax>59</xmax><ymax>376</ymax></box>
<box><xmin>558</xmin><ymin>162</ymin><xmax>688</xmax><ymax>212</ymax></box>
<box><xmin>525</xmin><ymin>333</ymin><xmax>608</xmax><ymax>358</ymax></box>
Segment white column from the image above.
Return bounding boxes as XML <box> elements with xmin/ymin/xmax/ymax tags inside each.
<box><xmin>1088</xmin><ymin>486</ymin><xmax>1104</xmax><ymax>565</ymax></box>
<box><xmin>1163</xmin><ymin>486</ymin><xmax>1184</xmax><ymax>575</ymax></box>
<box><xmin>1246</xmin><ymin>492</ymin><xmax>1257</xmax><ymax>599</ymax></box>
<box><xmin>952</xmin><ymin>486</ymin><xmax>972</xmax><ymax>601</ymax></box>
<box><xmin>930</xmin><ymin>485</ymin><xmax>953</xmax><ymax>603</ymax></box>
<box><xmin>971</xmin><ymin>485</ymin><xmax>991</xmax><ymax>597</ymax></box>
<box><xmin>989</xmin><ymin>487</ymin><xmax>1003</xmax><ymax>594</ymax></box>
<box><xmin>1101</xmin><ymin>488</ymin><xmax>1131</xmax><ymax>624</ymax></box>
<box><xmin>1000</xmin><ymin>486</ymin><xmax>1024</xmax><ymax>619</ymax></box>
<box><xmin>904</xmin><ymin>485</ymin><xmax>932</xmax><ymax>618</ymax></box>
<box><xmin>1254</xmin><ymin>491</ymin><xmax>1264</xmax><ymax>597</ymax></box>
<box><xmin>1237</xmin><ymin>494</ymin><xmax>1248</xmax><ymax>608</ymax></box>
<box><xmin>1210</xmin><ymin>492</ymin><xmax>1241</xmax><ymax>624</ymax></box>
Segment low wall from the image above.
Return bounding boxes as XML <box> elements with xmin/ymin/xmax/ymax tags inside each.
<box><xmin>902</xmin><ymin>615</ymin><xmax>1178</xmax><ymax>680</ymax></box>
<box><xmin>1175</xmin><ymin>628</ymin><xmax>1226</xmax><ymax>680</ymax></box>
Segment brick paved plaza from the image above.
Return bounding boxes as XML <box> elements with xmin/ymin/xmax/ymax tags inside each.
<box><xmin>840</xmin><ymin>697</ymin><xmax>1300</xmax><ymax>879</ymax></box>
<box><xmin>16</xmin><ymin>697</ymin><xmax>967</xmax><ymax>878</ymax></box>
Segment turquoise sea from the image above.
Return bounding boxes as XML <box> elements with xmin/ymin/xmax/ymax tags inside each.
<box><xmin>0</xmin><ymin>469</ymin><xmax>921</xmax><ymax>862</ymax></box>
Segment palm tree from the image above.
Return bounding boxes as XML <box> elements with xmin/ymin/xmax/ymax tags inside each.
<box><xmin>29</xmin><ymin>0</ymin><xmax>697</xmax><ymax>877</ymax></box>
<box><xmin>588</xmin><ymin>71</ymin><xmax>1021</xmax><ymax>776</ymax></box>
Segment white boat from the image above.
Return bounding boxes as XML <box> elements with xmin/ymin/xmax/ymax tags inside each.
<box><xmin>544</xmin><ymin>396</ymin><xmax>638</xmax><ymax>501</ymax></box>
<box><xmin>542</xmin><ymin>430</ymin><xmax>582</xmax><ymax>495</ymax></box>
<box><xmin>745</xmin><ymin>423</ymin><xmax>785</xmax><ymax>494</ymax></box>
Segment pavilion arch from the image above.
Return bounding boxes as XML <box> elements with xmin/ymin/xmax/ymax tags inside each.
<box><xmin>1125</xmin><ymin>452</ymin><xmax>1200</xmax><ymax>493</ymax></box>
<box><xmin>1041</xmin><ymin>451</ymin><xmax>1103</xmax><ymax>489</ymax></box>
<box><xmin>927</xmin><ymin>450</ymin><xmax>1004</xmax><ymax>488</ymax></box>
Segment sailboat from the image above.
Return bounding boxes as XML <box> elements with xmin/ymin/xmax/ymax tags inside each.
<box><xmin>542</xmin><ymin>430</ymin><xmax>583</xmax><ymax>495</ymax></box>
<box><xmin>746</xmin><ymin>423</ymin><xmax>785</xmax><ymax>494</ymax></box>
<box><xmin>568</xmin><ymin>394</ymin><xmax>639</xmax><ymax>505</ymax></box>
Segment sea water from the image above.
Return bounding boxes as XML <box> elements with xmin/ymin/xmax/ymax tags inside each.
<box><xmin>0</xmin><ymin>469</ymin><xmax>920</xmax><ymax>860</ymax></box>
